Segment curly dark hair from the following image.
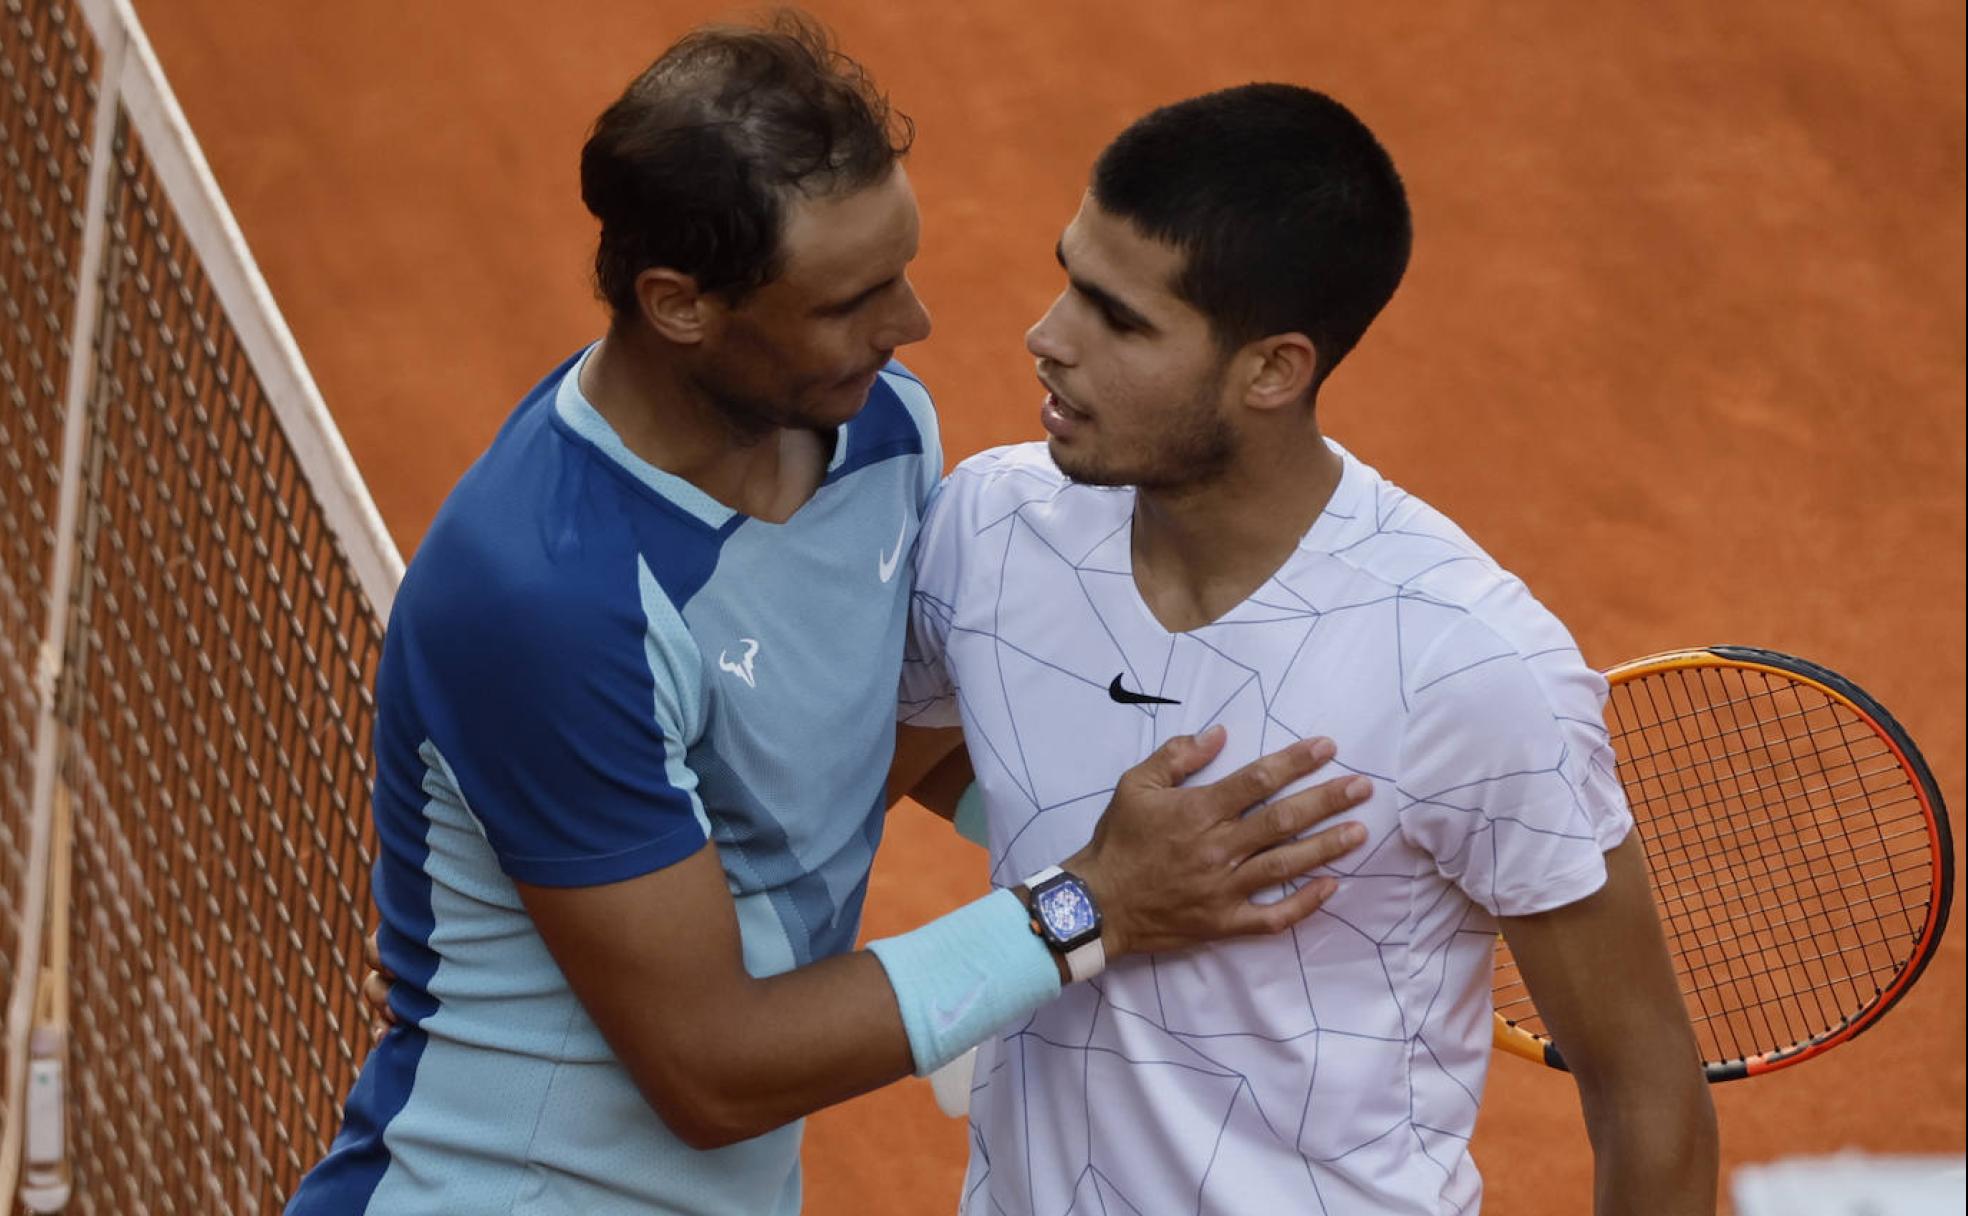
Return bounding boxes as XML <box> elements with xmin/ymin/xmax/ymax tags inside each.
<box><xmin>580</xmin><ymin>9</ymin><xmax>915</xmax><ymax>318</ymax></box>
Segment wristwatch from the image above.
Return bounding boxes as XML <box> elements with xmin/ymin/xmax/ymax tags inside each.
<box><xmin>1021</xmin><ymin>866</ymin><xmax>1106</xmax><ymax>982</ymax></box>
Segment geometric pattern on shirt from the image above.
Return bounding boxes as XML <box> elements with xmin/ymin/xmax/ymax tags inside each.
<box><xmin>902</xmin><ymin>443</ymin><xmax>1627</xmax><ymax>1216</ymax></box>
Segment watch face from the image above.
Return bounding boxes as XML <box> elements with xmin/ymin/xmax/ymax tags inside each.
<box><xmin>1036</xmin><ymin>880</ymin><xmax>1098</xmax><ymax>943</ymax></box>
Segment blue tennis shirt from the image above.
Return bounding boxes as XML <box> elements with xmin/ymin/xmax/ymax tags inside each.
<box><xmin>288</xmin><ymin>347</ymin><xmax>941</xmax><ymax>1215</ymax></box>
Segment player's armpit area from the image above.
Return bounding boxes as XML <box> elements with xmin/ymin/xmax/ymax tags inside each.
<box><xmin>517</xmin><ymin>843</ymin><xmax>916</xmax><ymax>1149</ymax></box>
<box><xmin>1498</xmin><ymin>833</ymin><xmax>1719</xmax><ymax>1215</ymax></box>
<box><xmin>887</xmin><ymin>723</ymin><xmax>969</xmax><ymax>818</ymax></box>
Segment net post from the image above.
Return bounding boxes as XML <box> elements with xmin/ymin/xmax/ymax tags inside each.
<box><xmin>0</xmin><ymin>2</ymin><xmax>130</xmax><ymax>1202</ymax></box>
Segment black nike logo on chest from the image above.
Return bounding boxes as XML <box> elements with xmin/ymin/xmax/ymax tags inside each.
<box><xmin>1108</xmin><ymin>674</ymin><xmax>1181</xmax><ymax>705</ymax></box>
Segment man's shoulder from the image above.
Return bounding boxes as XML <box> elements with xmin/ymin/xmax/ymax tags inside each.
<box><xmin>1306</xmin><ymin>457</ymin><xmax>1503</xmax><ymax>600</ymax></box>
<box><xmin>400</xmin><ymin>401</ymin><xmax>704</xmax><ymax>665</ymax></box>
<box><xmin>1307</xmin><ymin>454</ymin><xmax>1590</xmax><ymax>696</ymax></box>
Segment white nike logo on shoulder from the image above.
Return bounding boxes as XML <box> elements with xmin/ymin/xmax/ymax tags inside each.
<box><xmin>878</xmin><ymin>518</ymin><xmax>907</xmax><ymax>583</ymax></box>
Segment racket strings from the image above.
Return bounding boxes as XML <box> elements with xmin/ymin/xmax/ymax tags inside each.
<box><xmin>1642</xmin><ymin>781</ymin><xmax>1922</xmax><ymax>906</ymax></box>
<box><xmin>1496</xmin><ymin>922</ymin><xmax>1913</xmax><ymax>1030</ymax></box>
<box><xmin>1676</xmin><ymin>923</ymin><xmax>1923</xmax><ymax>1005</ymax></box>
<box><xmin>1495</xmin><ymin>660</ymin><xmax>1937</xmax><ymax>1068</ymax></box>
<box><xmin>1611</xmin><ymin>673</ymin><xmax>1890</xmax><ymax>753</ymax></box>
<box><xmin>1617</xmin><ymin>696</ymin><xmax>1870</xmax><ymax>768</ymax></box>
<box><xmin>1644</xmin><ymin>806</ymin><xmax>1929</xmax><ymax>945</ymax></box>
<box><xmin>1621</xmin><ymin>665</ymin><xmax>1920</xmax><ymax>1060</ymax></box>
<box><xmin>1654</xmin><ymin>860</ymin><xmax>1930</xmax><ymax>965</ymax></box>
<box><xmin>1622</xmin><ymin>725</ymin><xmax>1904</xmax><ymax>811</ymax></box>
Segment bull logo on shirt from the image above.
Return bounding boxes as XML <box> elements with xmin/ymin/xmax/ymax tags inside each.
<box><xmin>718</xmin><ymin>638</ymin><xmax>760</xmax><ymax>688</ymax></box>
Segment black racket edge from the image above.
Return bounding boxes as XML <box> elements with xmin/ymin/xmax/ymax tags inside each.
<box><xmin>1526</xmin><ymin>644</ymin><xmax>1955</xmax><ymax>1081</ymax></box>
<box><xmin>1703</xmin><ymin>643</ymin><xmax>1956</xmax><ymax>1019</ymax></box>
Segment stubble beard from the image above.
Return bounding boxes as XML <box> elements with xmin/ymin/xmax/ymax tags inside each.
<box><xmin>1054</xmin><ymin>373</ymin><xmax>1237</xmax><ymax>493</ymax></box>
<box><xmin>690</xmin><ymin>362</ymin><xmax>835</xmax><ymax>448</ymax></box>
<box><xmin>692</xmin><ymin>317</ymin><xmax>868</xmax><ymax>445</ymax></box>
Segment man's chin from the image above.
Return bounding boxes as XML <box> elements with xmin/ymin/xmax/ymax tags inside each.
<box><xmin>1046</xmin><ymin>439</ymin><xmax>1128</xmax><ymax>488</ymax></box>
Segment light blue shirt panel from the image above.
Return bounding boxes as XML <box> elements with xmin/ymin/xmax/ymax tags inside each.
<box><xmin>682</xmin><ymin>493</ymin><xmax>910</xmax><ymax>859</ymax></box>
<box><xmin>675</xmin><ymin>368</ymin><xmax>940</xmax><ymax>966</ymax></box>
<box><xmin>637</xmin><ymin>556</ymin><xmax>715</xmax><ymax>839</ymax></box>
<box><xmin>372</xmin><ymin>1042</ymin><xmax>799</xmax><ymax>1216</ymax></box>
<box><xmin>368</xmin><ymin>743</ymin><xmax>804</xmax><ymax>1215</ymax></box>
<box><xmin>554</xmin><ymin>356</ymin><xmax>940</xmax><ymax>971</ymax></box>
<box><xmin>732</xmin><ymin>889</ymin><xmax>799</xmax><ymax>979</ymax></box>
<box><xmin>552</xmin><ymin>363</ymin><xmax>735</xmax><ymax>529</ymax></box>
<box><xmin>407</xmin><ymin>743</ymin><xmax>593</xmax><ymax>1048</ymax></box>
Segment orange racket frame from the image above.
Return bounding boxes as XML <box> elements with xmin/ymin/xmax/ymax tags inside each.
<box><xmin>1491</xmin><ymin>645</ymin><xmax>1953</xmax><ymax>1082</ymax></box>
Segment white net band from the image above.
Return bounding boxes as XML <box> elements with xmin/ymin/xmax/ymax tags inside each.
<box><xmin>1</xmin><ymin>0</ymin><xmax>402</xmax><ymax>1208</ymax></box>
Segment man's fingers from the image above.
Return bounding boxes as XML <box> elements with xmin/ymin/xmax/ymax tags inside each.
<box><xmin>1224</xmin><ymin>771</ymin><xmax>1370</xmax><ymax>861</ymax></box>
<box><xmin>362</xmin><ymin>969</ymin><xmax>397</xmax><ymax>1025</ymax></box>
<box><xmin>1225</xmin><ymin>875</ymin><xmax>1342</xmax><ymax>937</ymax></box>
<box><xmin>1229</xmin><ymin>822</ymin><xmax>1367</xmax><ymax>898</ymax></box>
<box><xmin>1195</xmin><ymin>736</ymin><xmax>1337</xmax><ymax>822</ymax></box>
<box><xmin>1123</xmin><ymin>723</ymin><xmax>1229</xmax><ymax>791</ymax></box>
<box><xmin>365</xmin><ymin>928</ymin><xmax>400</xmax><ymax>983</ymax></box>
<box><xmin>362</xmin><ymin>928</ymin><xmax>395</xmax><ymax>1039</ymax></box>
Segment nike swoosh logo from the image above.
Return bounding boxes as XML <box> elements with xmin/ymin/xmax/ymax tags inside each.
<box><xmin>1109</xmin><ymin>674</ymin><xmax>1180</xmax><ymax>705</ymax></box>
<box><xmin>878</xmin><ymin>517</ymin><xmax>907</xmax><ymax>583</ymax></box>
<box><xmin>931</xmin><ymin>970</ymin><xmax>989</xmax><ymax>1033</ymax></box>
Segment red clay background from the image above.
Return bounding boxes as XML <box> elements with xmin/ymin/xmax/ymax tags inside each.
<box><xmin>137</xmin><ymin>2</ymin><xmax>1964</xmax><ymax>1211</ymax></box>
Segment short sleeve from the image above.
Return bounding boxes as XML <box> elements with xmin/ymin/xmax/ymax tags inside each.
<box><xmin>408</xmin><ymin>550</ymin><xmax>710</xmax><ymax>888</ymax></box>
<box><xmin>899</xmin><ymin>473</ymin><xmax>961</xmax><ymax>727</ymax></box>
<box><xmin>1394</xmin><ymin>607</ymin><xmax>1633</xmax><ymax>917</ymax></box>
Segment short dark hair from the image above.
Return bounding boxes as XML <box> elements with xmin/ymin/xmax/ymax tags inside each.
<box><xmin>1091</xmin><ymin>84</ymin><xmax>1410</xmax><ymax>394</ymax></box>
<box><xmin>580</xmin><ymin>10</ymin><xmax>914</xmax><ymax>317</ymax></box>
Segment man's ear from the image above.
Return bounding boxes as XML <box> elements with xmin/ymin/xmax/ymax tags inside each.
<box><xmin>636</xmin><ymin>268</ymin><xmax>712</xmax><ymax>344</ymax></box>
<box><xmin>1238</xmin><ymin>333</ymin><xmax>1319</xmax><ymax>411</ymax></box>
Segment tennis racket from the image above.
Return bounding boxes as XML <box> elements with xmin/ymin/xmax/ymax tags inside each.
<box><xmin>1492</xmin><ymin>645</ymin><xmax>1954</xmax><ymax>1082</ymax></box>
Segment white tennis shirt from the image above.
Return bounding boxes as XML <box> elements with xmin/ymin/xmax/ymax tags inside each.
<box><xmin>901</xmin><ymin>441</ymin><xmax>1633</xmax><ymax>1215</ymax></box>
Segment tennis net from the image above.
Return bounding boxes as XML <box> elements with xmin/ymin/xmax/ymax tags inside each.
<box><xmin>1</xmin><ymin>0</ymin><xmax>402</xmax><ymax>1210</ymax></box>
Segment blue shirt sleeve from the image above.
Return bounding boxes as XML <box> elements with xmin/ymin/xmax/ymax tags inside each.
<box><xmin>400</xmin><ymin>530</ymin><xmax>710</xmax><ymax>889</ymax></box>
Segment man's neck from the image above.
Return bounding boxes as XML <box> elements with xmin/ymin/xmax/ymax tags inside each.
<box><xmin>1129</xmin><ymin>421</ymin><xmax>1344</xmax><ymax>634</ymax></box>
<box><xmin>579</xmin><ymin>329</ymin><xmax>825</xmax><ymax>523</ymax></box>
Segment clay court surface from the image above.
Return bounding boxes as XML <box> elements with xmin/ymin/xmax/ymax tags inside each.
<box><xmin>134</xmin><ymin>1</ymin><xmax>1963</xmax><ymax>1210</ymax></box>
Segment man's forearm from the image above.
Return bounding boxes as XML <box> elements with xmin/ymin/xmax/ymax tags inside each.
<box><xmin>1582</xmin><ymin>1077</ymin><xmax>1718</xmax><ymax>1216</ymax></box>
<box><xmin>1499</xmin><ymin>835</ymin><xmax>1719</xmax><ymax>1215</ymax></box>
<box><xmin>902</xmin><ymin>739</ymin><xmax>973</xmax><ymax>821</ymax></box>
<box><xmin>690</xmin><ymin>889</ymin><xmax>1062</xmax><ymax>1146</ymax></box>
<box><xmin>537</xmin><ymin>856</ymin><xmax>1053</xmax><ymax>1152</ymax></box>
<box><xmin>639</xmin><ymin>949</ymin><xmax>917</xmax><ymax>1149</ymax></box>
<box><xmin>886</xmin><ymin>724</ymin><xmax>966</xmax><ymax>813</ymax></box>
